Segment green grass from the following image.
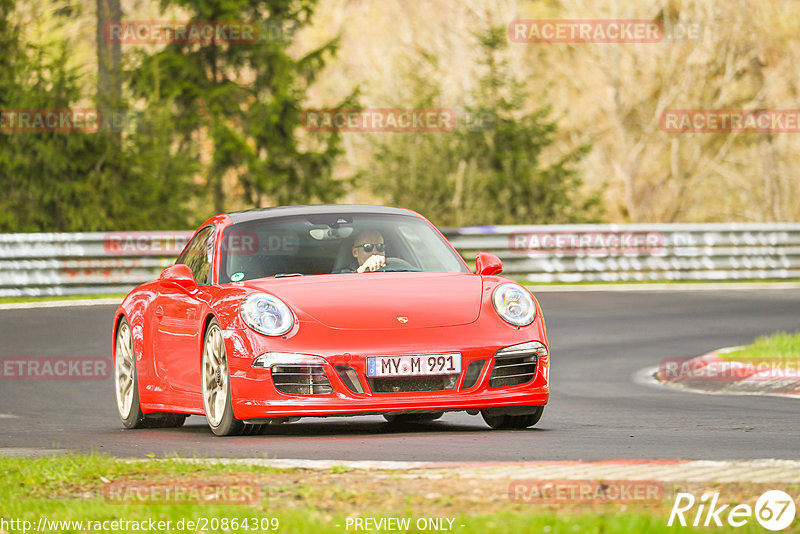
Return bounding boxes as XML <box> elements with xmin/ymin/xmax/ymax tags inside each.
<box><xmin>0</xmin><ymin>293</ymin><xmax>127</xmax><ymax>304</ymax></box>
<box><xmin>329</xmin><ymin>465</ymin><xmax>351</xmax><ymax>473</ymax></box>
<box><xmin>0</xmin><ymin>454</ymin><xmax>787</xmax><ymax>533</ymax></box>
<box><xmin>720</xmin><ymin>331</ymin><xmax>800</xmax><ymax>364</ymax></box>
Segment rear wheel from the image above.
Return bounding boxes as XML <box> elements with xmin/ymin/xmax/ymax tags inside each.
<box><xmin>115</xmin><ymin>318</ymin><xmax>143</xmax><ymax>428</ymax></box>
<box><xmin>384</xmin><ymin>412</ymin><xmax>444</xmax><ymax>424</ymax></box>
<box><xmin>481</xmin><ymin>406</ymin><xmax>544</xmax><ymax>430</ymax></box>
<box><xmin>115</xmin><ymin>317</ymin><xmax>186</xmax><ymax>429</ymax></box>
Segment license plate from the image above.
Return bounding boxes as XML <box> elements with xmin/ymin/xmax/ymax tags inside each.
<box><xmin>366</xmin><ymin>353</ymin><xmax>461</xmax><ymax>378</ymax></box>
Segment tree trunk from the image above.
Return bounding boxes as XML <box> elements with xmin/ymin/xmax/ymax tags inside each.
<box><xmin>96</xmin><ymin>0</ymin><xmax>122</xmax><ymax>140</ymax></box>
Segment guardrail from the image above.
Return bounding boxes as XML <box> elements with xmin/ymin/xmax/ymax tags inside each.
<box><xmin>445</xmin><ymin>223</ymin><xmax>800</xmax><ymax>283</ymax></box>
<box><xmin>0</xmin><ymin>232</ymin><xmax>193</xmax><ymax>297</ymax></box>
<box><xmin>1</xmin><ymin>223</ymin><xmax>798</xmax><ymax>297</ymax></box>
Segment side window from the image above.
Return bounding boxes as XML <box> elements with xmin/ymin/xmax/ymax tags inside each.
<box><xmin>176</xmin><ymin>226</ymin><xmax>215</xmax><ymax>284</ymax></box>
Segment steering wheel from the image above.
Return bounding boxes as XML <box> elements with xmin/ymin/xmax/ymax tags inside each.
<box><xmin>381</xmin><ymin>257</ymin><xmax>420</xmax><ymax>272</ymax></box>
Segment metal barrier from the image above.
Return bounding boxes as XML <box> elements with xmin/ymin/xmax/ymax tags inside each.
<box><xmin>444</xmin><ymin>223</ymin><xmax>800</xmax><ymax>283</ymax></box>
<box><xmin>1</xmin><ymin>224</ymin><xmax>799</xmax><ymax>297</ymax></box>
<box><xmin>0</xmin><ymin>232</ymin><xmax>192</xmax><ymax>297</ymax></box>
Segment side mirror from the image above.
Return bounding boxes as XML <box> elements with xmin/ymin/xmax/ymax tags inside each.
<box><xmin>159</xmin><ymin>264</ymin><xmax>197</xmax><ymax>290</ymax></box>
<box><xmin>475</xmin><ymin>252</ymin><xmax>503</xmax><ymax>276</ymax></box>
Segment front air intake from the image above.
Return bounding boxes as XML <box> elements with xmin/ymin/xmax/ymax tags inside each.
<box><xmin>271</xmin><ymin>364</ymin><xmax>332</xmax><ymax>395</ymax></box>
<box><xmin>461</xmin><ymin>360</ymin><xmax>486</xmax><ymax>390</ymax></box>
<box><xmin>488</xmin><ymin>342</ymin><xmax>546</xmax><ymax>387</ymax></box>
<box><xmin>335</xmin><ymin>366</ymin><xmax>364</xmax><ymax>394</ymax></box>
<box><xmin>488</xmin><ymin>356</ymin><xmax>537</xmax><ymax>387</ymax></box>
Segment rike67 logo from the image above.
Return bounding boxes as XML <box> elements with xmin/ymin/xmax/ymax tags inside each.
<box><xmin>668</xmin><ymin>490</ymin><xmax>796</xmax><ymax>531</ymax></box>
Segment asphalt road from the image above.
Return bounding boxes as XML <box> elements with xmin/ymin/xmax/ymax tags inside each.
<box><xmin>1</xmin><ymin>289</ymin><xmax>798</xmax><ymax>461</ymax></box>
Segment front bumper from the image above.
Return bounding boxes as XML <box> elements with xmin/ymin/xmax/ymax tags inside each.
<box><xmin>224</xmin><ymin>321</ymin><xmax>549</xmax><ymax>420</ymax></box>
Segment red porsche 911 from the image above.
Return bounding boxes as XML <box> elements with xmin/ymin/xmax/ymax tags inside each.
<box><xmin>113</xmin><ymin>205</ymin><xmax>549</xmax><ymax>435</ymax></box>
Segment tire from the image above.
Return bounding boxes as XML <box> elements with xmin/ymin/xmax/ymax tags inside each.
<box><xmin>384</xmin><ymin>412</ymin><xmax>444</xmax><ymax>424</ymax></box>
<box><xmin>202</xmin><ymin>318</ymin><xmax>246</xmax><ymax>436</ymax></box>
<box><xmin>481</xmin><ymin>406</ymin><xmax>544</xmax><ymax>430</ymax></box>
<box><xmin>115</xmin><ymin>317</ymin><xmax>187</xmax><ymax>429</ymax></box>
<box><xmin>115</xmin><ymin>317</ymin><xmax>146</xmax><ymax>428</ymax></box>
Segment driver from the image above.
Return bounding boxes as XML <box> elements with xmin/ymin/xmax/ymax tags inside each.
<box><xmin>352</xmin><ymin>230</ymin><xmax>386</xmax><ymax>272</ymax></box>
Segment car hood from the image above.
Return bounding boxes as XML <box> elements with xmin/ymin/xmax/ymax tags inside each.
<box><xmin>243</xmin><ymin>272</ymin><xmax>482</xmax><ymax>329</ymax></box>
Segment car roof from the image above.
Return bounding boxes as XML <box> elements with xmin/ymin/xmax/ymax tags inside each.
<box><xmin>226</xmin><ymin>204</ymin><xmax>419</xmax><ymax>224</ymax></box>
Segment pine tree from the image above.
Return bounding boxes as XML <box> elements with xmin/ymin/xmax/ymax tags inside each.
<box><xmin>0</xmin><ymin>0</ymin><xmax>198</xmax><ymax>231</ymax></box>
<box><xmin>128</xmin><ymin>0</ymin><xmax>347</xmax><ymax>213</ymax></box>
<box><xmin>366</xmin><ymin>26</ymin><xmax>602</xmax><ymax>227</ymax></box>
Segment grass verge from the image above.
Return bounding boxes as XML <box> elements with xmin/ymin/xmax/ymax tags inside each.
<box><xmin>0</xmin><ymin>454</ymin><xmax>793</xmax><ymax>533</ymax></box>
<box><xmin>719</xmin><ymin>331</ymin><xmax>800</xmax><ymax>364</ymax></box>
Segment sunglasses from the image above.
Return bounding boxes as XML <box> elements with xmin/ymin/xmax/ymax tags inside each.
<box><xmin>354</xmin><ymin>242</ymin><xmax>385</xmax><ymax>253</ymax></box>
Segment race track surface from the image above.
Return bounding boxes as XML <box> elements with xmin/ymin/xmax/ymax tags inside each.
<box><xmin>1</xmin><ymin>289</ymin><xmax>798</xmax><ymax>461</ymax></box>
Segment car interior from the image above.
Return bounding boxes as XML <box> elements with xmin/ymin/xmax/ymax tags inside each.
<box><xmin>220</xmin><ymin>216</ymin><xmax>432</xmax><ymax>282</ymax></box>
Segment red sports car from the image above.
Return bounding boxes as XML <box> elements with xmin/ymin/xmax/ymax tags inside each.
<box><xmin>113</xmin><ymin>205</ymin><xmax>549</xmax><ymax>435</ymax></box>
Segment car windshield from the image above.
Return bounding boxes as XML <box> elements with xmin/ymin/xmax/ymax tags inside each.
<box><xmin>219</xmin><ymin>213</ymin><xmax>469</xmax><ymax>283</ymax></box>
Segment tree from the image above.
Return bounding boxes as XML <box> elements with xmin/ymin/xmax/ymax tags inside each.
<box><xmin>128</xmin><ymin>0</ymin><xmax>348</xmax><ymax>213</ymax></box>
<box><xmin>365</xmin><ymin>26</ymin><xmax>601</xmax><ymax>227</ymax></box>
<box><xmin>96</xmin><ymin>0</ymin><xmax>122</xmax><ymax>132</ymax></box>
<box><xmin>0</xmin><ymin>3</ymin><xmax>106</xmax><ymax>231</ymax></box>
<box><xmin>0</xmin><ymin>0</ymin><xmax>198</xmax><ymax>231</ymax></box>
<box><xmin>528</xmin><ymin>0</ymin><xmax>800</xmax><ymax>222</ymax></box>
<box><xmin>0</xmin><ymin>0</ymin><xmax>15</xmax><ymax>94</ymax></box>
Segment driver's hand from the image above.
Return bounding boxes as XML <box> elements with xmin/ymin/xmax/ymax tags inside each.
<box><xmin>357</xmin><ymin>254</ymin><xmax>385</xmax><ymax>272</ymax></box>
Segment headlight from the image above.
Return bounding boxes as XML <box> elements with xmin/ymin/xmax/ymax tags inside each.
<box><xmin>240</xmin><ymin>293</ymin><xmax>294</xmax><ymax>336</ymax></box>
<box><xmin>492</xmin><ymin>283</ymin><xmax>536</xmax><ymax>326</ymax></box>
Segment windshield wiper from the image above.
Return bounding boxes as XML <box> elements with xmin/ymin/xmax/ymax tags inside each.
<box><xmin>273</xmin><ymin>273</ymin><xmax>304</xmax><ymax>278</ymax></box>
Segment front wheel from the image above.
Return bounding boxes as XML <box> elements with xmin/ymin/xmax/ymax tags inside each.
<box><xmin>481</xmin><ymin>406</ymin><xmax>544</xmax><ymax>430</ymax></box>
<box><xmin>202</xmin><ymin>318</ymin><xmax>262</xmax><ymax>436</ymax></box>
<box><xmin>203</xmin><ymin>318</ymin><xmax>243</xmax><ymax>436</ymax></box>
